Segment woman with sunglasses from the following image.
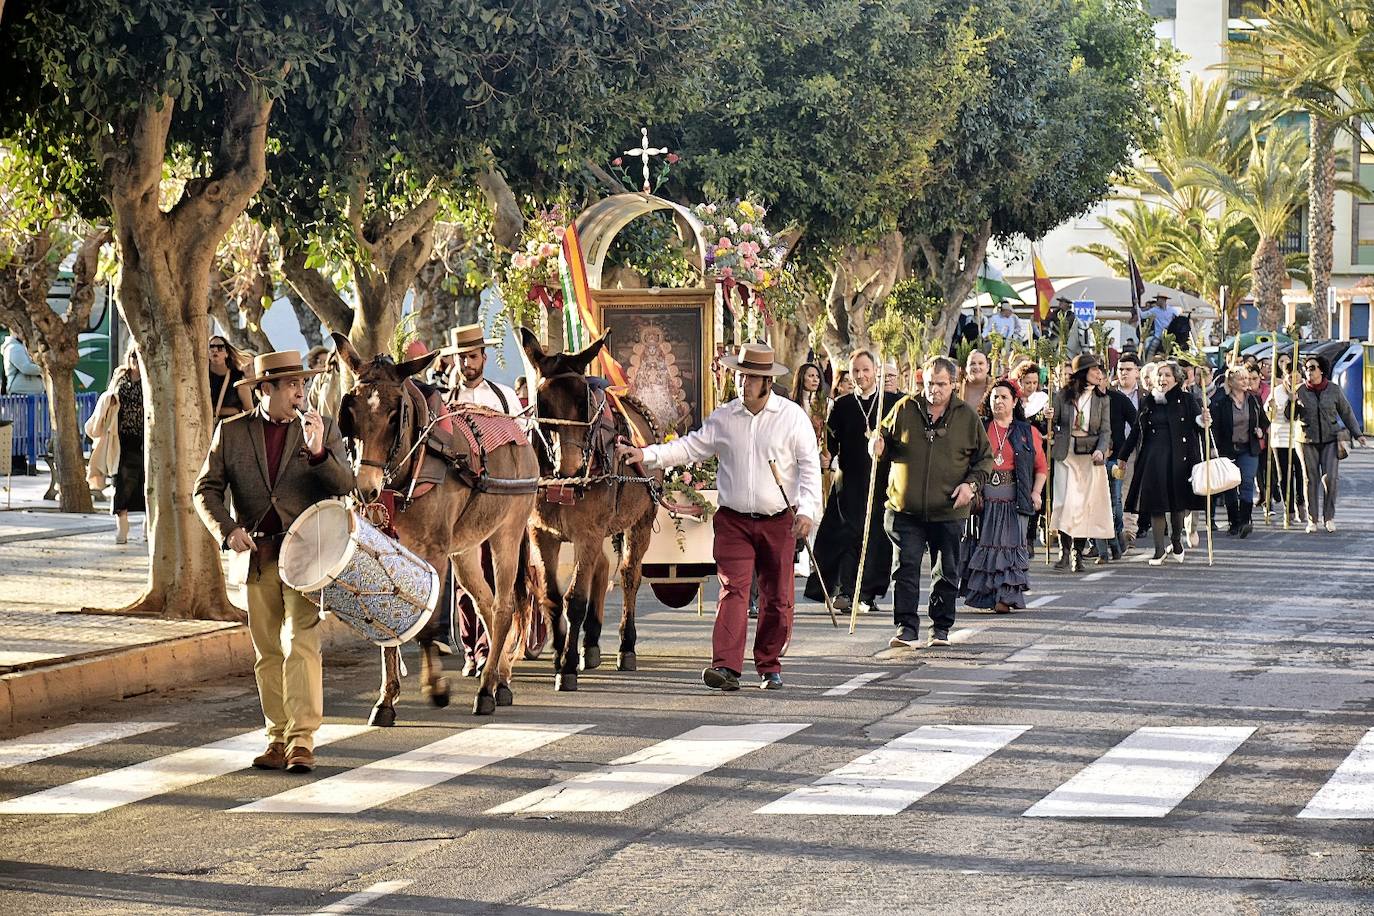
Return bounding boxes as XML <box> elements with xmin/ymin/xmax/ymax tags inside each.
<box><xmin>1294</xmin><ymin>354</ymin><xmax>1367</xmax><ymax>532</ymax></box>
<box><xmin>209</xmin><ymin>336</ymin><xmax>254</xmax><ymax>420</ymax></box>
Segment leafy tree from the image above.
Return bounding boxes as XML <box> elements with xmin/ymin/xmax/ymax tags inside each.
<box><xmin>1186</xmin><ymin>128</ymin><xmax>1311</xmax><ymax>329</ymax></box>
<box><xmin>1228</xmin><ymin>0</ymin><xmax>1373</xmax><ymax>336</ymax></box>
<box><xmin>670</xmin><ymin>0</ymin><xmax>989</xmax><ymax>361</ymax></box>
<box><xmin>904</xmin><ymin>0</ymin><xmax>1171</xmax><ymax>343</ymax></box>
<box><xmin>0</xmin><ymin>1</ymin><xmax>418</xmax><ymax>619</ymax></box>
<box><xmin>0</xmin><ymin>147</ymin><xmax>107</xmax><ymax>513</ymax></box>
<box><xmin>270</xmin><ymin>0</ymin><xmax>714</xmax><ymax>359</ymax></box>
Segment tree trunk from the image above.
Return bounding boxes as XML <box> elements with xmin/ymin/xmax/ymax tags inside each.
<box><xmin>912</xmin><ymin>221</ymin><xmax>992</xmax><ymax>345</ymax></box>
<box><xmin>287</xmin><ymin>292</ymin><xmax>324</xmax><ymax>349</ymax></box>
<box><xmin>823</xmin><ymin>231</ymin><xmax>906</xmax><ymax>354</ymax></box>
<box><xmin>95</xmin><ymin>90</ymin><xmax>270</xmax><ymax>621</ymax></box>
<box><xmin>1308</xmin><ymin>116</ymin><xmax>1337</xmax><ymax>338</ymax></box>
<box><xmin>1251</xmin><ymin>236</ymin><xmax>1287</xmax><ymax>331</ymax></box>
<box><xmin>42</xmin><ymin>357</ymin><xmax>93</xmax><ymax>513</ymax></box>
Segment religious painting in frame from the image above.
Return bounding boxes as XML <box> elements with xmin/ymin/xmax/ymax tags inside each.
<box><xmin>594</xmin><ymin>289</ymin><xmax>715</xmax><ymax>436</ymax></box>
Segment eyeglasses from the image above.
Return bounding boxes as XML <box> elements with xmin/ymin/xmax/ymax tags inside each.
<box><xmin>1304</xmin><ymin>364</ymin><xmax>1320</xmax><ymax>372</ymax></box>
<box><xmin>209</xmin><ymin>344</ymin><xmax>227</xmax><ymax>351</ymax></box>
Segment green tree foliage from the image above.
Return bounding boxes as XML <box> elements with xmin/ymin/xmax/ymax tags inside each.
<box><xmin>904</xmin><ymin>0</ymin><xmax>1171</xmax><ymax>340</ymax></box>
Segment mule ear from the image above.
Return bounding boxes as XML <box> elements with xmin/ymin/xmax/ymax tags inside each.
<box><xmin>519</xmin><ymin>326</ymin><xmax>554</xmax><ymax>376</ymax></box>
<box><xmin>331</xmin><ymin>332</ymin><xmax>365</xmax><ymax>375</ymax></box>
<box><xmin>561</xmin><ymin>331</ymin><xmax>609</xmax><ymax>376</ymax></box>
<box><xmin>395</xmin><ymin>351</ymin><xmax>436</xmax><ymax>380</ymax></box>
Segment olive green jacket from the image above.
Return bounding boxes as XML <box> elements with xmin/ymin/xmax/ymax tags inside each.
<box><xmin>879</xmin><ymin>394</ymin><xmax>992</xmax><ymax>521</ymax></box>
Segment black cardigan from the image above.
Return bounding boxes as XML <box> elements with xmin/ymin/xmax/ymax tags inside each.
<box><xmin>1207</xmin><ymin>390</ymin><xmax>1270</xmax><ymax>459</ymax></box>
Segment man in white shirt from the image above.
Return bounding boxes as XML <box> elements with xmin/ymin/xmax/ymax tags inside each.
<box><xmin>617</xmin><ymin>342</ymin><xmax>822</xmax><ymax>692</ymax></box>
<box><xmin>984</xmin><ymin>300</ymin><xmax>1022</xmax><ymax>341</ymax></box>
<box><xmin>438</xmin><ymin>323</ymin><xmax>521</xmax><ymax>676</ymax></box>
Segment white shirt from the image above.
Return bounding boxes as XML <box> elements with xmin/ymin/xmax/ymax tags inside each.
<box><xmin>641</xmin><ymin>393</ymin><xmax>822</xmax><ymax>522</ymax></box>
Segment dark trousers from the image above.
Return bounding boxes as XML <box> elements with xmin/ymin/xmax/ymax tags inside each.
<box><xmin>712</xmin><ymin>508</ymin><xmax>795</xmax><ymax>676</ymax></box>
<box><xmin>454</xmin><ymin>545</ymin><xmax>494</xmax><ymax>665</ymax></box>
<box><xmin>808</xmin><ymin>505</ymin><xmax>893</xmax><ymax>603</ymax></box>
<box><xmin>884</xmin><ymin>510</ymin><xmax>963</xmax><ymax>634</ymax></box>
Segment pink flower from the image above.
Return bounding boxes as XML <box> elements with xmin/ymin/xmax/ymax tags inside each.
<box><xmin>667</xmin><ymin>152</ymin><xmax>680</xmax><ymax>164</ymax></box>
<box><xmin>739</xmin><ymin>223</ymin><xmax>754</xmax><ymax>235</ymax></box>
<box><xmin>681</xmin><ymin>472</ymin><xmax>692</xmax><ymax>484</ymax></box>
<box><xmin>539</xmin><ymin>242</ymin><xmax>558</xmax><ymax>259</ymax></box>
<box><xmin>512</xmin><ymin>253</ymin><xmax>529</xmax><ymax>269</ymax></box>
<box><xmin>553</xmin><ymin>226</ymin><xmax>566</xmax><ymax>241</ymax></box>
<box><xmin>720</xmin><ymin>267</ymin><xmax>734</xmax><ymax>280</ymax></box>
<box><xmin>717</xmin><ymin>237</ymin><xmax>733</xmax><ymax>249</ymax></box>
<box><xmin>612</xmin><ymin>157</ymin><xmax>623</xmax><ymax>167</ymax></box>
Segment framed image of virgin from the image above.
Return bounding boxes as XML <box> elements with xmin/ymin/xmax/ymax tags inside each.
<box><xmin>594</xmin><ymin>289</ymin><xmax>715</xmax><ymax>435</ymax></box>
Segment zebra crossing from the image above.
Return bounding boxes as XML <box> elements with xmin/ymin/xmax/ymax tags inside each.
<box><xmin>1</xmin><ymin>719</ymin><xmax>1371</xmax><ymax>820</ymax></box>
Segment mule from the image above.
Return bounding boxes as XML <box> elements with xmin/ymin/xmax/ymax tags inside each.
<box><xmin>332</xmin><ymin>332</ymin><xmax>540</xmax><ymax>718</ymax></box>
<box><xmin>520</xmin><ymin>328</ymin><xmax>663</xmax><ymax>691</ymax></box>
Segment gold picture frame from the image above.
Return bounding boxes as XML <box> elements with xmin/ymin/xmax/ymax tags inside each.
<box><xmin>594</xmin><ymin>288</ymin><xmax>717</xmax><ymax>434</ymax></box>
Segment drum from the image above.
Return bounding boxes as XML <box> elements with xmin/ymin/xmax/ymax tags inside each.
<box><xmin>279</xmin><ymin>500</ymin><xmax>439</xmax><ymax>646</ymax></box>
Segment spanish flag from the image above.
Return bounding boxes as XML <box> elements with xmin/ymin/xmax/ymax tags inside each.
<box><xmin>1031</xmin><ymin>245</ymin><xmax>1055</xmax><ymax>326</ymax></box>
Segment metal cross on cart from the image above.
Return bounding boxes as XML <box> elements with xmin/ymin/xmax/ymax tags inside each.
<box><xmin>624</xmin><ymin>127</ymin><xmax>669</xmax><ymax>193</ymax></box>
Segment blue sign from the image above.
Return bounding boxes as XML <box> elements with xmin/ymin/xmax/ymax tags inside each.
<box><xmin>1073</xmin><ymin>299</ymin><xmax>1096</xmax><ymax>323</ymax></box>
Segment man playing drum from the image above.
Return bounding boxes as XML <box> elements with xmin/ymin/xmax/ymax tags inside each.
<box><xmin>616</xmin><ymin>342</ymin><xmax>822</xmax><ymax>691</ymax></box>
<box><xmin>438</xmin><ymin>323</ymin><xmax>522</xmax><ymax>677</ymax></box>
<box><xmin>194</xmin><ymin>350</ymin><xmax>355</xmax><ymax>774</ymax></box>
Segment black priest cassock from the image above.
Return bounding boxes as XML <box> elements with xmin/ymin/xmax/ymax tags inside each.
<box><xmin>805</xmin><ymin>385</ymin><xmax>903</xmax><ymax>609</ymax></box>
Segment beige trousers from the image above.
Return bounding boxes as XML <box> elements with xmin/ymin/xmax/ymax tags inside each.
<box><xmin>246</xmin><ymin>554</ymin><xmax>324</xmax><ymax>751</ymax></box>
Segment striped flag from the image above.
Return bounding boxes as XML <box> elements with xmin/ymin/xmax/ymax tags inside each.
<box><xmin>1031</xmin><ymin>246</ymin><xmax>1054</xmax><ymax>326</ymax></box>
<box><xmin>557</xmin><ymin>223</ymin><xmax>645</xmax><ymax>445</ymax></box>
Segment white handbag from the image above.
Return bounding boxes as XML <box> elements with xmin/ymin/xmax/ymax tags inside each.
<box><xmin>1190</xmin><ymin>429</ymin><xmax>1241</xmax><ymax>496</ymax></box>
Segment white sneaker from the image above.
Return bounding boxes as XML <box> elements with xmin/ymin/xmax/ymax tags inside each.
<box><xmin>1324</xmin><ymin>519</ymin><xmax>1336</xmax><ymax>533</ymax></box>
<box><xmin>1305</xmin><ymin>520</ymin><xmax>1318</xmax><ymax>534</ymax></box>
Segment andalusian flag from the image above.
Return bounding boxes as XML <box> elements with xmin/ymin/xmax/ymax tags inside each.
<box><xmin>1031</xmin><ymin>246</ymin><xmax>1055</xmax><ymax>326</ymax></box>
<box><xmin>975</xmin><ymin>261</ymin><xmax>1023</xmax><ymax>303</ymax></box>
<box><xmin>557</xmin><ymin>223</ymin><xmax>645</xmax><ymax>445</ymax></box>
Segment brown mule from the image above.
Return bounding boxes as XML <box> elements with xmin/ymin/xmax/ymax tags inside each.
<box><xmin>332</xmin><ymin>333</ymin><xmax>540</xmax><ymax>718</ymax></box>
<box><xmin>520</xmin><ymin>328</ymin><xmax>663</xmax><ymax>691</ymax></box>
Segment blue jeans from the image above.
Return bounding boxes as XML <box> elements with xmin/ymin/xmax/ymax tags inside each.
<box><xmin>1094</xmin><ymin>459</ymin><xmax>1125</xmax><ymax>556</ymax></box>
<box><xmin>1222</xmin><ymin>452</ymin><xmax>1260</xmax><ymax>524</ymax></box>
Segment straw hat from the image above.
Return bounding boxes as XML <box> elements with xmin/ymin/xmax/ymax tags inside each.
<box><xmin>235</xmin><ymin>350</ymin><xmax>325</xmax><ymax>389</ymax></box>
<box><xmin>439</xmin><ymin>323</ymin><xmax>500</xmax><ymax>356</ymax></box>
<box><xmin>720</xmin><ymin>342</ymin><xmax>789</xmax><ymax>377</ymax></box>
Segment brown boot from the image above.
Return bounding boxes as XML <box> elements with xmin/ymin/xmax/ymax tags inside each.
<box><xmin>285</xmin><ymin>745</ymin><xmax>316</xmax><ymax>773</ymax></box>
<box><xmin>252</xmin><ymin>742</ymin><xmax>287</xmax><ymax>770</ymax></box>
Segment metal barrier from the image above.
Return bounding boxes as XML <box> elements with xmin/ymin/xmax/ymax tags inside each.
<box><xmin>0</xmin><ymin>392</ymin><xmax>101</xmax><ymax>470</ymax></box>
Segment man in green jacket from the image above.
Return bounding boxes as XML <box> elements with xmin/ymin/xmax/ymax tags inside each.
<box><xmin>873</xmin><ymin>355</ymin><xmax>991</xmax><ymax>648</ymax></box>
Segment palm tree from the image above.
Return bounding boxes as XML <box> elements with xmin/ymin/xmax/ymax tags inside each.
<box><xmin>1070</xmin><ymin>200</ymin><xmax>1180</xmax><ymax>278</ymax></box>
<box><xmin>1227</xmin><ymin>0</ymin><xmax>1372</xmax><ymax>336</ymax></box>
<box><xmin>1125</xmin><ymin>77</ymin><xmax>1253</xmax><ymax>219</ymax></box>
<box><xmin>1154</xmin><ymin>209</ymin><xmax>1257</xmax><ymax>320</ymax></box>
<box><xmin>1185</xmin><ymin>127</ymin><xmax>1309</xmax><ymax>329</ymax></box>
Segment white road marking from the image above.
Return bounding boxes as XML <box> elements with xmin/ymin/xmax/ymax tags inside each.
<box><xmin>487</xmin><ymin>723</ymin><xmax>808</xmax><ymax>815</ymax></box>
<box><xmin>233</xmin><ymin>724</ymin><xmax>590</xmax><ymax>814</ymax></box>
<box><xmin>1027</xmin><ymin>594</ymin><xmax>1062</xmax><ymax>608</ymax></box>
<box><xmin>0</xmin><ymin>724</ymin><xmax>372</xmax><ymax>815</ymax></box>
<box><xmin>1087</xmin><ymin>593</ymin><xmax>1164</xmax><ymax>620</ymax></box>
<box><xmin>307</xmin><ymin>880</ymin><xmax>413</xmax><ymax>915</ymax></box>
<box><xmin>0</xmin><ymin>722</ymin><xmax>174</xmax><ymax>772</ymax></box>
<box><xmin>823</xmin><ymin>673</ymin><xmax>884</xmax><ymax>697</ymax></box>
<box><xmin>1082</xmin><ymin>570</ymin><xmax>1114</xmax><ymax>582</ymax></box>
<box><xmin>949</xmin><ymin>627</ymin><xmax>984</xmax><ymax>644</ymax></box>
<box><xmin>1299</xmin><ymin>728</ymin><xmax>1374</xmax><ymax>819</ymax></box>
<box><xmin>756</xmin><ymin>725</ymin><xmax>1031</xmax><ymax>816</ymax></box>
<box><xmin>1023</xmin><ymin>726</ymin><xmax>1255</xmax><ymax>818</ymax></box>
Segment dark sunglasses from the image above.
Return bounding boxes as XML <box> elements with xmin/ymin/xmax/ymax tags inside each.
<box><xmin>209</xmin><ymin>343</ymin><xmax>227</xmax><ymax>351</ymax></box>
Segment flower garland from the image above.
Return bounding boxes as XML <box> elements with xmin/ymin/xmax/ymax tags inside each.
<box><xmin>499</xmin><ymin>206</ymin><xmax>567</xmax><ymax>329</ymax></box>
<box><xmin>691</xmin><ymin>198</ymin><xmax>785</xmax><ymax>337</ymax></box>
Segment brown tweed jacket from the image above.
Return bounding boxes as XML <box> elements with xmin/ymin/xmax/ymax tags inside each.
<box><xmin>194</xmin><ymin>408</ymin><xmax>355</xmax><ymax>547</ymax></box>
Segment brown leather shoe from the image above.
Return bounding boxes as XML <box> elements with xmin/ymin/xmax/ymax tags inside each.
<box><xmin>252</xmin><ymin>742</ymin><xmax>287</xmax><ymax>770</ymax></box>
<box><xmin>285</xmin><ymin>745</ymin><xmax>315</xmax><ymax>773</ymax></box>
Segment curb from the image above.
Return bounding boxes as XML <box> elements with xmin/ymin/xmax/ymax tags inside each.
<box><xmin>0</xmin><ymin>617</ymin><xmax>361</xmax><ymax>730</ymax></box>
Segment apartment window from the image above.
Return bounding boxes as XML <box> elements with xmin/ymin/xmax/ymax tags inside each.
<box><xmin>1355</xmin><ymin>204</ymin><xmax>1374</xmax><ymax>266</ymax></box>
<box><xmin>1148</xmin><ymin>0</ymin><xmax>1176</xmax><ymax>16</ymax></box>
<box><xmin>1281</xmin><ymin>207</ymin><xmax>1308</xmax><ymax>257</ymax></box>
<box><xmin>1354</xmin><ymin>122</ymin><xmax>1374</xmax><ymax>265</ymax></box>
<box><xmin>1229</xmin><ymin>0</ymin><xmax>1263</xmax><ymax>17</ymax></box>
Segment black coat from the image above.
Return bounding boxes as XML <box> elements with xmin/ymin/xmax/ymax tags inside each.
<box><xmin>1126</xmin><ymin>387</ymin><xmax>1205</xmax><ymax>514</ymax></box>
<box><xmin>1104</xmin><ymin>388</ymin><xmax>1139</xmax><ymax>462</ymax></box>
<box><xmin>1207</xmin><ymin>391</ymin><xmax>1269</xmax><ymax>459</ymax></box>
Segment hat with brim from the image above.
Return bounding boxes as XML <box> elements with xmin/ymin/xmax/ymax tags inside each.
<box><xmin>236</xmin><ymin>350</ymin><xmax>325</xmax><ymax>389</ymax></box>
<box><xmin>1070</xmin><ymin>353</ymin><xmax>1103</xmax><ymax>376</ymax></box>
<box><xmin>1055</xmin><ymin>296</ymin><xmax>1073</xmax><ymax>306</ymax></box>
<box><xmin>439</xmin><ymin>323</ymin><xmax>501</xmax><ymax>356</ymax></box>
<box><xmin>720</xmin><ymin>342</ymin><xmax>788</xmax><ymax>377</ymax></box>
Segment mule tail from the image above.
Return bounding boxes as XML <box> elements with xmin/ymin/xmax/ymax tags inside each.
<box><xmin>515</xmin><ymin>528</ymin><xmax>546</xmax><ymax>636</ymax></box>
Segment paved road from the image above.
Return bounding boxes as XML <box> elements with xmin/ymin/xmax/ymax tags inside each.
<box><xmin>2</xmin><ymin>455</ymin><xmax>1373</xmax><ymax>914</ymax></box>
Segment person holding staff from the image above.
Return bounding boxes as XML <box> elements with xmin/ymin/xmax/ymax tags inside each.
<box><xmin>616</xmin><ymin>342</ymin><xmax>821</xmax><ymax>692</ymax></box>
<box><xmin>1294</xmin><ymin>353</ymin><xmax>1367</xmax><ymax>532</ymax></box>
<box><xmin>1048</xmin><ymin>354</ymin><xmax>1113</xmax><ymax>572</ymax></box>
<box><xmin>194</xmin><ymin>350</ymin><xmax>354</xmax><ymax>773</ymax></box>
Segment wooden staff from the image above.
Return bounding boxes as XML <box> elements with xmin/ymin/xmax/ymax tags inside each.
<box><xmin>850</xmin><ymin>352</ymin><xmax>886</xmax><ymax>635</ymax></box>
<box><xmin>1262</xmin><ymin>333</ymin><xmax>1279</xmax><ymax>525</ymax></box>
<box><xmin>767</xmin><ymin>460</ymin><xmax>837</xmax><ymax>628</ymax></box>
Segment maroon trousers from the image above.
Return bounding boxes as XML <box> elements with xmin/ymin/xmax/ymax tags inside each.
<box><xmin>456</xmin><ymin>544</ymin><xmax>494</xmax><ymax>665</ymax></box>
<box><xmin>711</xmin><ymin>507</ymin><xmax>795</xmax><ymax>676</ymax></box>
